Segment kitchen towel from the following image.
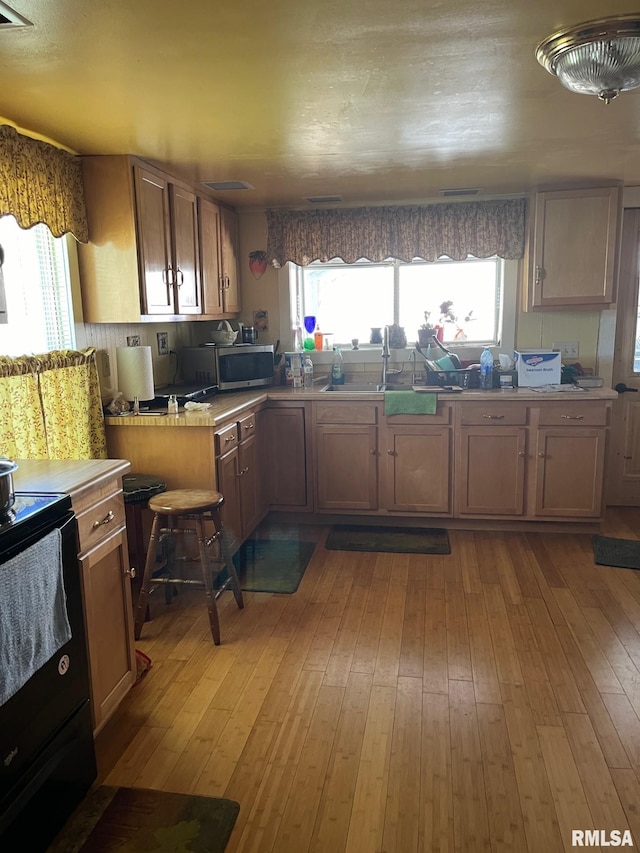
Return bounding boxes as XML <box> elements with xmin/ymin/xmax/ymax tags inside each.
<box><xmin>0</xmin><ymin>528</ymin><xmax>71</xmax><ymax>706</ymax></box>
<box><xmin>384</xmin><ymin>390</ymin><xmax>437</xmax><ymax>415</ymax></box>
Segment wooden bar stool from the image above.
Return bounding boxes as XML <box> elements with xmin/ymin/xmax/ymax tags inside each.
<box><xmin>133</xmin><ymin>489</ymin><xmax>244</xmax><ymax>645</ymax></box>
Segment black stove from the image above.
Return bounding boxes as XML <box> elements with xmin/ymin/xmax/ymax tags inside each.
<box><xmin>0</xmin><ymin>492</ymin><xmax>72</xmax><ymax>548</ymax></box>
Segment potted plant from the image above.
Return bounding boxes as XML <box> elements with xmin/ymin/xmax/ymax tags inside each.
<box><xmin>418</xmin><ymin>311</ymin><xmax>436</xmax><ymax>347</ymax></box>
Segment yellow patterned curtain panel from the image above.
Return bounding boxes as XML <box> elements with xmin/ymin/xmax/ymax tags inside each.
<box><xmin>266</xmin><ymin>198</ymin><xmax>527</xmax><ymax>266</ymax></box>
<box><xmin>0</xmin><ymin>125</ymin><xmax>88</xmax><ymax>242</ymax></box>
<box><xmin>0</xmin><ymin>348</ymin><xmax>106</xmax><ymax>459</ymax></box>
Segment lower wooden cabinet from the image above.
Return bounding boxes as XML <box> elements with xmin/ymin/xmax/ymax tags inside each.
<box><xmin>73</xmin><ymin>478</ymin><xmax>136</xmax><ymax>735</ymax></box>
<box><xmin>456</xmin><ymin>427</ymin><xmax>527</xmax><ymax>516</ymax></box>
<box><xmin>382</xmin><ymin>425</ymin><xmax>451</xmax><ymax>514</ymax></box>
<box><xmin>533</xmin><ymin>427</ymin><xmax>606</xmax><ymax>517</ymax></box>
<box><xmin>315</xmin><ymin>423</ymin><xmax>378</xmax><ymax>510</ymax></box>
<box><xmin>263</xmin><ymin>402</ymin><xmax>310</xmax><ymax>509</ymax></box>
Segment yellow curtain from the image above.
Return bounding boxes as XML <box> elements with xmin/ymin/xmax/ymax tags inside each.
<box><xmin>0</xmin><ymin>349</ymin><xmax>106</xmax><ymax>460</ymax></box>
<box><xmin>0</xmin><ymin>124</ymin><xmax>88</xmax><ymax>242</ymax></box>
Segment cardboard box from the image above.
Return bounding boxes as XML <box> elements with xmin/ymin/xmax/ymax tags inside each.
<box><xmin>514</xmin><ymin>350</ymin><xmax>561</xmax><ymax>387</ymax></box>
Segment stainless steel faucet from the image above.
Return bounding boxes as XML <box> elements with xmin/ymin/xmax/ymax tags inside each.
<box><xmin>380</xmin><ymin>325</ymin><xmax>390</xmax><ymax>389</ymax></box>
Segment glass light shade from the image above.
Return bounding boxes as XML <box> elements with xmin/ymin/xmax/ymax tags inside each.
<box><xmin>536</xmin><ymin>15</ymin><xmax>640</xmax><ymax>103</ymax></box>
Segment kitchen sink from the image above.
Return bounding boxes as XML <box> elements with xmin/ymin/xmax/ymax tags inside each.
<box><xmin>320</xmin><ymin>383</ymin><xmax>383</xmax><ymax>392</ymax></box>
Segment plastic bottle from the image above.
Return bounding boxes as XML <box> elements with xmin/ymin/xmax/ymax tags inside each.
<box><xmin>313</xmin><ymin>324</ymin><xmax>323</xmax><ymax>351</ymax></box>
<box><xmin>479</xmin><ymin>347</ymin><xmax>493</xmax><ymax>390</ymax></box>
<box><xmin>168</xmin><ymin>394</ymin><xmax>178</xmax><ymax>415</ymax></box>
<box><xmin>304</xmin><ymin>355</ymin><xmax>314</xmax><ymax>389</ymax></box>
<box><xmin>331</xmin><ymin>347</ymin><xmax>345</xmax><ymax>385</ymax></box>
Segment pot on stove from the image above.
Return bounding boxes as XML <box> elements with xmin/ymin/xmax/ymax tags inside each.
<box><xmin>0</xmin><ymin>458</ymin><xmax>18</xmax><ymax>516</ymax></box>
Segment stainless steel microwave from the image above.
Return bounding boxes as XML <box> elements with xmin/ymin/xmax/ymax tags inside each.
<box><xmin>180</xmin><ymin>344</ymin><xmax>274</xmax><ymax>391</ymax></box>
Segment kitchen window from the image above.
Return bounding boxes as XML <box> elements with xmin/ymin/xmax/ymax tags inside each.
<box><xmin>292</xmin><ymin>257</ymin><xmax>504</xmax><ymax>347</ymax></box>
<box><xmin>0</xmin><ymin>216</ymin><xmax>75</xmax><ymax>357</ymax></box>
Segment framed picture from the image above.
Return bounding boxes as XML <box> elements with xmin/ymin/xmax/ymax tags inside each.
<box><xmin>126</xmin><ymin>335</ymin><xmax>140</xmax><ymax>347</ymax></box>
<box><xmin>254</xmin><ymin>309</ymin><xmax>268</xmax><ymax>332</ymax></box>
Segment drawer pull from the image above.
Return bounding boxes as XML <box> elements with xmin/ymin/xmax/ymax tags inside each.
<box><xmin>126</xmin><ymin>567</ymin><xmax>136</xmax><ymax>578</ymax></box>
<box><xmin>237</xmin><ymin>467</ymin><xmax>249</xmax><ymax>477</ymax></box>
<box><xmin>92</xmin><ymin>510</ymin><xmax>114</xmax><ymax>529</ymax></box>
<box><xmin>560</xmin><ymin>414</ymin><xmax>584</xmax><ymax>420</ymax></box>
<box><xmin>244</xmin><ymin>422</ymin><xmax>254</xmax><ymax>430</ymax></box>
<box><xmin>225</xmin><ymin>434</ymin><xmax>236</xmax><ymax>443</ymax></box>
<box><xmin>482</xmin><ymin>414</ymin><xmax>504</xmax><ymax>420</ymax></box>
<box><xmin>518</xmin><ymin>451</ymin><xmax>525</xmax><ymax>457</ymax></box>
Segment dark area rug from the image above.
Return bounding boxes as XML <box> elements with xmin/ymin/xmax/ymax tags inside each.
<box><xmin>231</xmin><ymin>538</ymin><xmax>316</xmax><ymax>593</ymax></box>
<box><xmin>325</xmin><ymin>525</ymin><xmax>450</xmax><ymax>554</ymax></box>
<box><xmin>593</xmin><ymin>535</ymin><xmax>640</xmax><ymax>570</ymax></box>
<box><xmin>47</xmin><ymin>786</ymin><xmax>239</xmax><ymax>852</ymax></box>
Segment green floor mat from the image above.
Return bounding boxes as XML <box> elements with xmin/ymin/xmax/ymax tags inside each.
<box><xmin>325</xmin><ymin>525</ymin><xmax>450</xmax><ymax>554</ymax></box>
<box><xmin>593</xmin><ymin>535</ymin><xmax>640</xmax><ymax>570</ymax></box>
<box><xmin>230</xmin><ymin>538</ymin><xmax>317</xmax><ymax>593</ymax></box>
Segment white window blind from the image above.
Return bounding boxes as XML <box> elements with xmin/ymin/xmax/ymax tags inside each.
<box><xmin>0</xmin><ymin>216</ymin><xmax>75</xmax><ymax>356</ymax></box>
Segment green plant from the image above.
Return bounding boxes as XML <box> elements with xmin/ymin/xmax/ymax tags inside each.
<box><xmin>420</xmin><ymin>310</ymin><xmax>434</xmax><ymax>330</ymax></box>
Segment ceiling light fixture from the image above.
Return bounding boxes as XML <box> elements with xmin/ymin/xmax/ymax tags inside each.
<box><xmin>536</xmin><ymin>14</ymin><xmax>640</xmax><ymax>104</ymax></box>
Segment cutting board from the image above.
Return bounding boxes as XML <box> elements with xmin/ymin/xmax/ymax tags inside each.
<box><xmin>412</xmin><ymin>385</ymin><xmax>464</xmax><ymax>393</ymax></box>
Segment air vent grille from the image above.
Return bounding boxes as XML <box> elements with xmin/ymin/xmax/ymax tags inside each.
<box><xmin>0</xmin><ymin>2</ymin><xmax>32</xmax><ymax>27</ymax></box>
<box><xmin>440</xmin><ymin>188</ymin><xmax>482</xmax><ymax>197</ymax></box>
<box><xmin>201</xmin><ymin>180</ymin><xmax>254</xmax><ymax>191</ymax></box>
<box><xmin>305</xmin><ymin>195</ymin><xmax>343</xmax><ymax>204</ymax></box>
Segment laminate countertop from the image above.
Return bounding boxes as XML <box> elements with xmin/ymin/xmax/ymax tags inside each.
<box><xmin>13</xmin><ymin>458</ymin><xmax>131</xmax><ymax>500</ymax></box>
<box><xmin>103</xmin><ymin>385</ymin><xmax>618</xmax><ymax>428</ymax></box>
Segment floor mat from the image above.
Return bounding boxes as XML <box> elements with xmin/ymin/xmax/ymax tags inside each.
<box><xmin>325</xmin><ymin>525</ymin><xmax>450</xmax><ymax>554</ymax></box>
<box><xmin>47</xmin><ymin>786</ymin><xmax>240</xmax><ymax>852</ymax></box>
<box><xmin>593</xmin><ymin>535</ymin><xmax>640</xmax><ymax>570</ymax></box>
<box><xmin>231</xmin><ymin>538</ymin><xmax>316</xmax><ymax>593</ymax></box>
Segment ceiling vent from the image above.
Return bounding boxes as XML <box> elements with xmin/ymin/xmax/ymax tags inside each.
<box><xmin>201</xmin><ymin>180</ymin><xmax>254</xmax><ymax>191</ymax></box>
<box><xmin>440</xmin><ymin>187</ymin><xmax>483</xmax><ymax>197</ymax></box>
<box><xmin>305</xmin><ymin>195</ymin><xmax>343</xmax><ymax>204</ymax></box>
<box><xmin>0</xmin><ymin>2</ymin><xmax>32</xmax><ymax>27</ymax></box>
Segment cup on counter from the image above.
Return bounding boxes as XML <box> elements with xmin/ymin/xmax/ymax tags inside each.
<box><xmin>351</xmin><ymin>338</ymin><xmax>359</xmax><ymax>350</ymax></box>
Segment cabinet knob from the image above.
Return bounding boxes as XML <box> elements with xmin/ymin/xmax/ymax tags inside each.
<box><xmin>370</xmin><ymin>449</ymin><xmax>377</xmax><ymax>455</ymax></box>
<box><xmin>176</xmin><ymin>268</ymin><xmax>184</xmax><ymax>287</ymax></box>
<box><xmin>92</xmin><ymin>509</ymin><xmax>114</xmax><ymax>529</ymax></box>
<box><xmin>225</xmin><ymin>435</ymin><xmax>236</xmax><ymax>443</ymax></box>
<box><xmin>387</xmin><ymin>449</ymin><xmax>394</xmax><ymax>455</ymax></box>
<box><xmin>535</xmin><ymin>265</ymin><xmax>545</xmax><ymax>286</ymax></box>
<box><xmin>237</xmin><ymin>467</ymin><xmax>249</xmax><ymax>477</ymax></box>
<box><xmin>244</xmin><ymin>423</ymin><xmax>254</xmax><ymax>430</ymax></box>
<box><xmin>538</xmin><ymin>452</ymin><xmax>545</xmax><ymax>457</ymax></box>
<box><xmin>126</xmin><ymin>567</ymin><xmax>136</xmax><ymax>578</ymax></box>
<box><xmin>518</xmin><ymin>451</ymin><xmax>525</xmax><ymax>457</ymax></box>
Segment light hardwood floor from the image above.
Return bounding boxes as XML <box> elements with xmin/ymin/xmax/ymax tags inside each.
<box><xmin>95</xmin><ymin>511</ymin><xmax>640</xmax><ymax>852</ymax></box>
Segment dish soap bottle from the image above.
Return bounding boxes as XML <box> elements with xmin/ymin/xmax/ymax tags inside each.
<box><xmin>331</xmin><ymin>347</ymin><xmax>345</xmax><ymax>385</ymax></box>
<box><xmin>303</xmin><ymin>354</ymin><xmax>314</xmax><ymax>389</ymax></box>
<box><xmin>479</xmin><ymin>347</ymin><xmax>493</xmax><ymax>390</ymax></box>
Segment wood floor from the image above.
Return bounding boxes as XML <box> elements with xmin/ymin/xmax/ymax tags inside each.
<box><xmin>95</xmin><ymin>510</ymin><xmax>640</xmax><ymax>852</ymax></box>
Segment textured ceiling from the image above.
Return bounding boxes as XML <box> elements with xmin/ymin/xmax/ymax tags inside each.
<box><xmin>1</xmin><ymin>0</ymin><xmax>640</xmax><ymax>210</ymax></box>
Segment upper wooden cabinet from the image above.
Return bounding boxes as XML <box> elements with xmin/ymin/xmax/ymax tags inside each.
<box><xmin>78</xmin><ymin>155</ymin><xmax>239</xmax><ymax>322</ymax></box>
<box><xmin>525</xmin><ymin>186</ymin><xmax>622</xmax><ymax>309</ymax></box>
<box><xmin>199</xmin><ymin>198</ymin><xmax>241</xmax><ymax>316</ymax></box>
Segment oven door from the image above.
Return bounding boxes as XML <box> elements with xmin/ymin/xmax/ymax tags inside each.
<box><xmin>0</xmin><ymin>511</ymin><xmax>91</xmax><ymax>807</ymax></box>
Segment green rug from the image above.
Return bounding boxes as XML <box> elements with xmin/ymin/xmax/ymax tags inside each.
<box><xmin>231</xmin><ymin>538</ymin><xmax>316</xmax><ymax>593</ymax></box>
<box><xmin>593</xmin><ymin>535</ymin><xmax>640</xmax><ymax>570</ymax></box>
<box><xmin>325</xmin><ymin>525</ymin><xmax>450</xmax><ymax>554</ymax></box>
<box><xmin>47</xmin><ymin>786</ymin><xmax>239</xmax><ymax>852</ymax></box>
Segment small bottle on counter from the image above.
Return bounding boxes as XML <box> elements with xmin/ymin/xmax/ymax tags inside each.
<box><xmin>304</xmin><ymin>355</ymin><xmax>314</xmax><ymax>389</ymax></box>
<box><xmin>331</xmin><ymin>347</ymin><xmax>345</xmax><ymax>385</ymax></box>
<box><xmin>168</xmin><ymin>394</ymin><xmax>179</xmax><ymax>415</ymax></box>
<box><xmin>479</xmin><ymin>347</ymin><xmax>494</xmax><ymax>390</ymax></box>
<box><xmin>313</xmin><ymin>324</ymin><xmax>323</xmax><ymax>351</ymax></box>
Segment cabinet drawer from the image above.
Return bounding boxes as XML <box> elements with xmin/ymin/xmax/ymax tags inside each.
<box><xmin>238</xmin><ymin>412</ymin><xmax>257</xmax><ymax>441</ymax></box>
<box><xmin>215</xmin><ymin>422</ymin><xmax>239</xmax><ymax>455</ymax></box>
<box><xmin>314</xmin><ymin>402</ymin><xmax>379</xmax><ymax>424</ymax></box>
<box><xmin>460</xmin><ymin>402</ymin><xmax>528</xmax><ymax>426</ymax></box>
<box><xmin>537</xmin><ymin>403</ymin><xmax>609</xmax><ymax>427</ymax></box>
<box><xmin>76</xmin><ymin>490</ymin><xmax>126</xmax><ymax>555</ymax></box>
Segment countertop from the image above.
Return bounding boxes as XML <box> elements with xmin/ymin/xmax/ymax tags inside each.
<box><xmin>13</xmin><ymin>458</ymin><xmax>131</xmax><ymax>500</ymax></box>
<box><xmin>104</xmin><ymin>384</ymin><xmax>619</xmax><ymax>429</ymax></box>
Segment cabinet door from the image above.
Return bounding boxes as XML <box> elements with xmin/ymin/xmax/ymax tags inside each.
<box><xmin>216</xmin><ymin>446</ymin><xmax>242</xmax><ymax>552</ymax></box>
<box><xmin>170</xmin><ymin>185</ymin><xmax>202</xmax><ymax>314</ymax></box>
<box><xmin>199</xmin><ymin>197</ymin><xmax>224</xmax><ymax>315</ymax></box>
<box><xmin>239</xmin><ymin>433</ymin><xmax>261</xmax><ymax>538</ymax></box>
<box><xmin>529</xmin><ymin>186</ymin><xmax>620</xmax><ymax>308</ymax></box>
<box><xmin>219</xmin><ymin>205</ymin><xmax>241</xmax><ymax>314</ymax></box>
<box><xmin>263</xmin><ymin>406</ymin><xmax>308</xmax><ymax>508</ymax></box>
<box><xmin>533</xmin><ymin>428</ymin><xmax>606</xmax><ymax>517</ymax></box>
<box><xmin>316</xmin><ymin>424</ymin><xmax>378</xmax><ymax>510</ymax></box>
<box><xmin>79</xmin><ymin>527</ymin><xmax>135</xmax><ymax>734</ymax></box>
<box><xmin>134</xmin><ymin>166</ymin><xmax>175</xmax><ymax>314</ymax></box>
<box><xmin>382</xmin><ymin>426</ymin><xmax>451</xmax><ymax>513</ymax></box>
<box><xmin>456</xmin><ymin>427</ymin><xmax>526</xmax><ymax>516</ymax></box>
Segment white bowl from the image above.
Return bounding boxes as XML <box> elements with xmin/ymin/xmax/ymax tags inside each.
<box><xmin>208</xmin><ymin>330</ymin><xmax>238</xmax><ymax>345</ymax></box>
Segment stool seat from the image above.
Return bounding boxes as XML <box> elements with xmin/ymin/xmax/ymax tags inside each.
<box><xmin>134</xmin><ymin>487</ymin><xmax>243</xmax><ymax>645</ymax></box>
<box><xmin>148</xmin><ymin>489</ymin><xmax>224</xmax><ymax>515</ymax></box>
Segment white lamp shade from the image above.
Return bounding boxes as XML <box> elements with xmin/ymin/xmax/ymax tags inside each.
<box><xmin>116</xmin><ymin>346</ymin><xmax>155</xmax><ymax>401</ymax></box>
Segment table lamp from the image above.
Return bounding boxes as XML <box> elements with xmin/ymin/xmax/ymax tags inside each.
<box><xmin>116</xmin><ymin>346</ymin><xmax>155</xmax><ymax>414</ymax></box>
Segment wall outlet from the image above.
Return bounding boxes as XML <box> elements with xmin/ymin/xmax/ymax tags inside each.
<box><xmin>553</xmin><ymin>340</ymin><xmax>580</xmax><ymax>360</ymax></box>
<box><xmin>101</xmin><ymin>351</ymin><xmax>110</xmax><ymax>377</ymax></box>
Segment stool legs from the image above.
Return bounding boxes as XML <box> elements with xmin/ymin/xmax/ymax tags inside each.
<box><xmin>214</xmin><ymin>507</ymin><xmax>244</xmax><ymax>611</ymax></box>
<box><xmin>195</xmin><ymin>517</ymin><xmax>221</xmax><ymax>645</ymax></box>
<box><xmin>134</xmin><ymin>511</ymin><xmax>165</xmax><ymax>641</ymax></box>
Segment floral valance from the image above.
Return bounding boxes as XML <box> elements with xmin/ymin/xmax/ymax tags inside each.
<box><xmin>0</xmin><ymin>124</ymin><xmax>88</xmax><ymax>242</ymax></box>
<box><xmin>266</xmin><ymin>198</ymin><xmax>526</xmax><ymax>267</ymax></box>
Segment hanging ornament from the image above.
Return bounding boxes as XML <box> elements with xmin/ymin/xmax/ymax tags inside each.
<box><xmin>248</xmin><ymin>250</ymin><xmax>268</xmax><ymax>279</ymax></box>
